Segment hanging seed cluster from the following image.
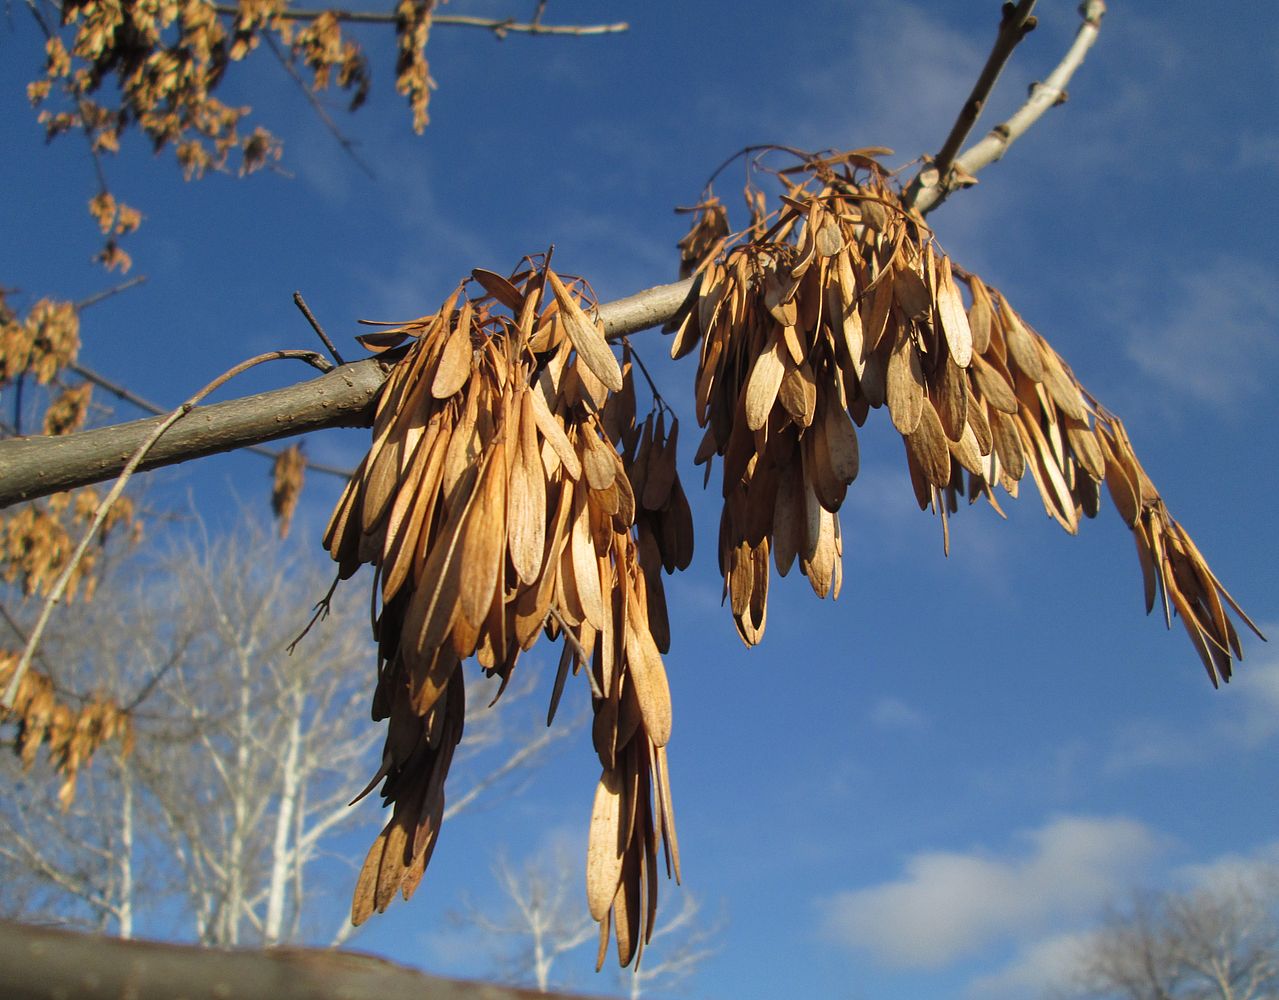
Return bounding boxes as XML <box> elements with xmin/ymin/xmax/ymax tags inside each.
<box><xmin>670</xmin><ymin>147</ymin><xmax>1260</xmax><ymax>677</ymax></box>
<box><xmin>0</xmin><ymin>651</ymin><xmax>134</xmax><ymax>809</ymax></box>
<box><xmin>325</xmin><ymin>259</ymin><xmax>689</xmax><ymax>967</ymax></box>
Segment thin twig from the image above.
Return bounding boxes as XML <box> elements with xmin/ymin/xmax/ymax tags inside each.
<box><xmin>546</xmin><ymin>604</ymin><xmax>604</xmax><ymax>699</ymax></box>
<box><xmin>293</xmin><ymin>291</ymin><xmax>346</xmax><ymax>366</ymax></box>
<box><xmin>1</xmin><ymin>350</ymin><xmax>331</xmax><ymax>709</ymax></box>
<box><xmin>210</xmin><ymin>3</ymin><xmax>627</xmax><ymax>34</ymax></box>
<box><xmin>73</xmin><ymin>275</ymin><xmax>147</xmax><ymax>312</ymax></box>
<box><xmin>930</xmin><ymin>0</ymin><xmax>1038</xmax><ymax>183</ymax></box>
<box><xmin>621</xmin><ymin>336</ymin><xmax>670</xmax><ymax>416</ymax></box>
<box><xmin>69</xmin><ymin>361</ymin><xmax>355</xmax><ymax>480</ymax></box>
<box><xmin>261</xmin><ymin>31</ymin><xmax>376</xmax><ymax>179</ymax></box>
<box><xmin>908</xmin><ymin>0</ymin><xmax>1107</xmax><ymax>216</ymax></box>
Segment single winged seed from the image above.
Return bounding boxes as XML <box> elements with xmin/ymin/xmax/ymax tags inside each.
<box><xmin>547</xmin><ymin>269</ymin><xmax>624</xmax><ymax>392</ymax></box>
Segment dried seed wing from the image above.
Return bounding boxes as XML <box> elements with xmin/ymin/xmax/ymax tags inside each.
<box><xmin>971</xmin><ymin>352</ymin><xmax>1019</xmax><ymax>415</ymax></box>
<box><xmin>613</xmin><ymin>843</ymin><xmax>641</xmax><ymax>968</ymax></box>
<box><xmin>642</xmin><ymin>419</ymin><xmax>680</xmax><ymax>511</ymax></box>
<box><xmin>778</xmin><ymin>360</ymin><xmax>818</xmax><ymax>428</ymax></box>
<box><xmin>432</xmin><ymin>299</ymin><xmax>473</xmax><ymax>399</ymax></box>
<box><xmin>458</xmin><ymin>441</ymin><xmax>507</xmax><ymax>630</ymax></box>
<box><xmin>995</xmin><ymin>293</ymin><xmax>1045</xmax><ymax>383</ymax></box>
<box><xmin>745</xmin><ymin>329</ymin><xmax>787</xmax><ymax>431</ymax></box>
<box><xmin>905</xmin><ymin>402</ymin><xmax>951</xmax><ymax>489</ymax></box>
<box><xmin>470</xmin><ymin>267</ymin><xmax>524</xmax><ymax>312</ymax></box>
<box><xmin>966</xmin><ymin>276</ymin><xmax>994</xmax><ymax>356</ymax></box>
<box><xmin>582</xmin><ymin>426</ymin><xmax>619</xmax><ymax>491</ymax></box>
<box><xmin>623</xmin><ymin>587</ymin><xmax>673</xmax><ymax>747</ymax></box>
<box><xmin>528</xmin><ymin>380</ymin><xmax>583</xmax><ymax>480</ymax></box>
<box><xmin>587</xmin><ymin>767</ymin><xmax>625</xmax><ymax>922</ymax></box>
<box><xmin>931</xmin><ymin>356</ymin><xmax>968</xmax><ymax>442</ymax></box>
<box><xmin>987</xmin><ymin>406</ymin><xmax>1026</xmax><ymax>484</ymax></box>
<box><xmin>572</xmin><ymin>488</ymin><xmax>608</xmax><ymax>630</ymax></box>
<box><xmin>650</xmin><ymin>741</ymin><xmax>681</xmax><ymax>883</ymax></box>
<box><xmin>547</xmin><ymin>269</ymin><xmax>624</xmax><ymax>392</ymax></box>
<box><xmin>508</xmin><ymin>393</ymin><xmax>547</xmax><ymax>586</ymax></box>
<box><xmin>886</xmin><ymin>330</ymin><xmax>925</xmax><ymax>435</ymax></box>
<box><xmin>823</xmin><ymin>397</ymin><xmax>860</xmax><ymax>485</ymax></box>
<box><xmin>936</xmin><ymin>256</ymin><xmax>973</xmax><ymax>367</ymax></box>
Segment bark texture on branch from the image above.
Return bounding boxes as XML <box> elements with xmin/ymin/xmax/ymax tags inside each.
<box><xmin>0</xmin><ymin>280</ymin><xmax>695</xmax><ymax>509</ymax></box>
<box><xmin>0</xmin><ymin>919</ymin><xmax>602</xmax><ymax>1000</ymax></box>
<box><xmin>0</xmin><ymin>357</ymin><xmax>388</xmax><ymax>508</ymax></box>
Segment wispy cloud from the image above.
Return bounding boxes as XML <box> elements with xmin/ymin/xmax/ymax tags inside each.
<box><xmin>1104</xmin><ymin>640</ymin><xmax>1279</xmax><ymax>773</ymax></box>
<box><xmin>1123</xmin><ymin>257</ymin><xmax>1279</xmax><ymax>412</ymax></box>
<box><xmin>868</xmin><ymin>696</ymin><xmax>928</xmax><ymax>732</ymax></box>
<box><xmin>818</xmin><ymin>815</ymin><xmax>1161</xmax><ymax>967</ymax></box>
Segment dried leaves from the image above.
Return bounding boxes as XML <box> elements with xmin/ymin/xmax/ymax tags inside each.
<box><xmin>672</xmin><ymin>146</ymin><xmax>1261</xmax><ymax>678</ymax></box>
<box><xmin>0</xmin><ymin>491</ymin><xmax>136</xmax><ymax>604</ymax></box>
<box><xmin>0</xmin><ymin>297</ymin><xmax>80</xmax><ymax>387</ymax></box>
<box><xmin>0</xmin><ymin>650</ymin><xmax>134</xmax><ymax>809</ymax></box>
<box><xmin>328</xmin><ymin>257</ymin><xmax>688</xmax><ymax>964</ymax></box>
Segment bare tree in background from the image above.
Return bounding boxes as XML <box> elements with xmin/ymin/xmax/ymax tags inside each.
<box><xmin>0</xmin><ymin>518</ymin><xmax>571</xmax><ymax>947</ymax></box>
<box><xmin>620</xmin><ymin>892</ymin><xmax>721</xmax><ymax>1000</ymax></box>
<box><xmin>1064</xmin><ymin>871</ymin><xmax>1279</xmax><ymax>1000</ymax></box>
<box><xmin>453</xmin><ymin>843</ymin><xmax>598</xmax><ymax>993</ymax></box>
<box><xmin>454</xmin><ymin>841</ymin><xmax>720</xmax><ymax>997</ymax></box>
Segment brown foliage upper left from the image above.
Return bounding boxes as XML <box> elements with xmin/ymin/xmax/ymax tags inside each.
<box><xmin>0</xmin><ymin>651</ymin><xmax>133</xmax><ymax>809</ymax></box>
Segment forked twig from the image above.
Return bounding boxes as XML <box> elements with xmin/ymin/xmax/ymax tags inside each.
<box><xmin>908</xmin><ymin>0</ymin><xmax>1107</xmax><ymax>216</ymax></box>
<box><xmin>930</xmin><ymin>0</ymin><xmax>1038</xmax><ymax>184</ymax></box>
<box><xmin>293</xmin><ymin>291</ymin><xmax>346</xmax><ymax>366</ymax></box>
<box><xmin>1</xmin><ymin>349</ymin><xmax>333</xmax><ymax>709</ymax></box>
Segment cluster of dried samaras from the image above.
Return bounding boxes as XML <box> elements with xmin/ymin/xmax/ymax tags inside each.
<box><xmin>325</xmin><ymin>148</ymin><xmax>1261</xmax><ymax>968</ymax></box>
<box><xmin>325</xmin><ymin>258</ymin><xmax>689</xmax><ymax>968</ymax></box>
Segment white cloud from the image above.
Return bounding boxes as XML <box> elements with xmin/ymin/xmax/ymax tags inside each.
<box><xmin>1124</xmin><ymin>257</ymin><xmax>1279</xmax><ymax>410</ymax></box>
<box><xmin>819</xmin><ymin>815</ymin><xmax>1161</xmax><ymax>968</ymax></box>
<box><xmin>1174</xmin><ymin>839</ymin><xmax>1279</xmax><ymax>894</ymax></box>
<box><xmin>966</xmin><ymin>930</ymin><xmax>1094</xmax><ymax>999</ymax></box>
<box><xmin>869</xmin><ymin>696</ymin><xmax>928</xmax><ymax>731</ymax></box>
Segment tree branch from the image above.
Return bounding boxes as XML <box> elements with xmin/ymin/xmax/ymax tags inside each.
<box><xmin>0</xmin><ymin>0</ymin><xmax>1108</xmax><ymax>512</ymax></box>
<box><xmin>906</xmin><ymin>0</ymin><xmax>1106</xmax><ymax>215</ymax></box>
<box><xmin>928</xmin><ymin>0</ymin><xmax>1038</xmax><ymax>184</ymax></box>
<box><xmin>210</xmin><ymin>4</ymin><xmax>629</xmax><ymax>36</ymax></box>
<box><xmin>0</xmin><ymin>919</ymin><xmax>607</xmax><ymax>1000</ymax></box>
<box><xmin>0</xmin><ymin>279</ymin><xmax>696</xmax><ymax>508</ymax></box>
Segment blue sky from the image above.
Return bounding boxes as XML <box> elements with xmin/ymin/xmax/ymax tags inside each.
<box><xmin>2</xmin><ymin>1</ymin><xmax>1278</xmax><ymax>997</ymax></box>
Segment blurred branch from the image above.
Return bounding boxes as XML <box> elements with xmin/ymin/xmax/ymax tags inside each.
<box><xmin>210</xmin><ymin>3</ymin><xmax>628</xmax><ymax>35</ymax></box>
<box><xmin>262</xmin><ymin>32</ymin><xmax>375</xmax><ymax>179</ymax></box>
<box><xmin>906</xmin><ymin>0</ymin><xmax>1106</xmax><ymax>214</ymax></box>
<box><xmin>0</xmin><ymin>919</ymin><xmax>607</xmax><ymax>1000</ymax></box>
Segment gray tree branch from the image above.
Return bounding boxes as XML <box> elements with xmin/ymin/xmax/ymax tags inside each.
<box><xmin>0</xmin><ymin>279</ymin><xmax>695</xmax><ymax>509</ymax></box>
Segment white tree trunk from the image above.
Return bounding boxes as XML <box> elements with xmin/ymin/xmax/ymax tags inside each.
<box><xmin>264</xmin><ymin>687</ymin><xmax>304</xmax><ymax>945</ymax></box>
